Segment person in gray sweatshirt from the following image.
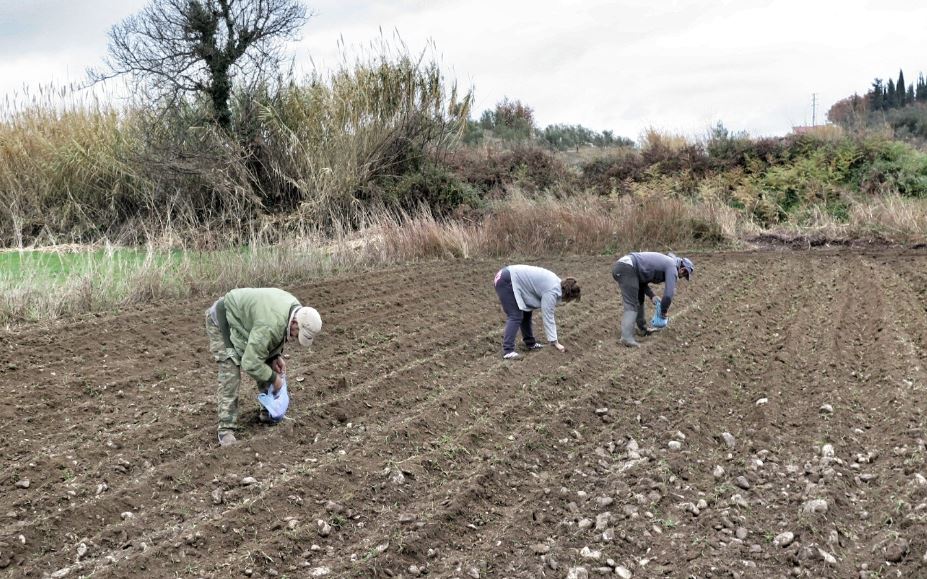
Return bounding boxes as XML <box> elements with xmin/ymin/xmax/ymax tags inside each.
<box><xmin>611</xmin><ymin>252</ymin><xmax>694</xmax><ymax>347</ymax></box>
<box><xmin>493</xmin><ymin>265</ymin><xmax>581</xmax><ymax>359</ymax></box>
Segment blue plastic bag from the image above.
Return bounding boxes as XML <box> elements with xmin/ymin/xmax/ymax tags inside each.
<box><xmin>257</xmin><ymin>377</ymin><xmax>290</xmax><ymax>422</ymax></box>
<box><xmin>650</xmin><ymin>298</ymin><xmax>667</xmax><ymax>328</ymax></box>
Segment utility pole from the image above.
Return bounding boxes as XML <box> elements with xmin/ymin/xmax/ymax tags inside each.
<box><xmin>811</xmin><ymin>93</ymin><xmax>817</xmax><ymax>126</ymax></box>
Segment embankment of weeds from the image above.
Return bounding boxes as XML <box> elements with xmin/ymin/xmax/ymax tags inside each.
<box><xmin>3</xmin><ymin>191</ymin><xmax>927</xmax><ymax>326</ymax></box>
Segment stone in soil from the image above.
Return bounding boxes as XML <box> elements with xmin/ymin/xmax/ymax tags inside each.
<box><xmin>773</xmin><ymin>532</ymin><xmax>795</xmax><ymax>547</ymax></box>
<box><xmin>721</xmin><ymin>432</ymin><xmax>736</xmax><ymax>449</ymax></box>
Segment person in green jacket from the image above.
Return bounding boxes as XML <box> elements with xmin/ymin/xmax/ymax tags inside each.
<box><xmin>205</xmin><ymin>288</ymin><xmax>322</xmax><ymax>447</ymax></box>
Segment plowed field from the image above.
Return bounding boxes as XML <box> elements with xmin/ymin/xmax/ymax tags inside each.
<box><xmin>2</xmin><ymin>249</ymin><xmax>927</xmax><ymax>578</ymax></box>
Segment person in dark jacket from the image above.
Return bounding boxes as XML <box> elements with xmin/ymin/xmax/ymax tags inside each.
<box><xmin>612</xmin><ymin>252</ymin><xmax>694</xmax><ymax>347</ymax></box>
<box><xmin>493</xmin><ymin>265</ymin><xmax>581</xmax><ymax>359</ymax></box>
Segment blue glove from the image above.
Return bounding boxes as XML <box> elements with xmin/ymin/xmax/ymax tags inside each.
<box><xmin>651</xmin><ymin>313</ymin><xmax>668</xmax><ymax>328</ymax></box>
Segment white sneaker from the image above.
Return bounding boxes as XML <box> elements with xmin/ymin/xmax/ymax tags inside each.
<box><xmin>503</xmin><ymin>352</ymin><xmax>521</xmax><ymax>360</ymax></box>
<box><xmin>527</xmin><ymin>343</ymin><xmax>544</xmax><ymax>351</ymax></box>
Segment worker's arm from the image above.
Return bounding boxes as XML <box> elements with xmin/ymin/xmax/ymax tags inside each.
<box><xmin>659</xmin><ymin>267</ymin><xmax>678</xmax><ymax>315</ymax></box>
<box><xmin>241</xmin><ymin>327</ymin><xmax>277</xmax><ymax>386</ymax></box>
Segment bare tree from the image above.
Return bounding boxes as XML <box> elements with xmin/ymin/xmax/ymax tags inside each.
<box><xmin>94</xmin><ymin>0</ymin><xmax>309</xmax><ymax>129</ymax></box>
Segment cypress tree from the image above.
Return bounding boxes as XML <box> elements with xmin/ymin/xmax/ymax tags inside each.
<box><xmin>870</xmin><ymin>79</ymin><xmax>884</xmax><ymax>111</ymax></box>
<box><xmin>887</xmin><ymin>78</ymin><xmax>896</xmax><ymax>108</ymax></box>
<box><xmin>897</xmin><ymin>70</ymin><xmax>907</xmax><ymax>106</ymax></box>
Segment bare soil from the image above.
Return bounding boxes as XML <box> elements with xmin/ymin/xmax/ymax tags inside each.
<box><xmin>1</xmin><ymin>249</ymin><xmax>926</xmax><ymax>578</ymax></box>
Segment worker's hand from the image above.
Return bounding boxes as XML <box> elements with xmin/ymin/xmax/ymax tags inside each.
<box><xmin>271</xmin><ymin>357</ymin><xmax>286</xmax><ymax>375</ymax></box>
<box><xmin>272</xmin><ymin>373</ymin><xmax>284</xmax><ymax>395</ymax></box>
<box><xmin>552</xmin><ymin>341</ymin><xmax>566</xmax><ymax>352</ymax></box>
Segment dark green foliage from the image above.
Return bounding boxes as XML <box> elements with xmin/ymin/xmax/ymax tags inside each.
<box><xmin>870</xmin><ymin>79</ymin><xmax>884</xmax><ymax>111</ymax></box>
<box><xmin>855</xmin><ymin>139</ymin><xmax>927</xmax><ymax>197</ymax></box>
<box><xmin>462</xmin><ymin>120</ymin><xmax>485</xmax><ymax>145</ymax></box>
<box><xmin>857</xmin><ymin>69</ymin><xmax>927</xmax><ymax>117</ymax></box>
<box><xmin>883</xmin><ymin>104</ymin><xmax>927</xmax><ymax>141</ymax></box>
<box><xmin>897</xmin><ymin>70</ymin><xmax>907</xmax><ymax>107</ymax></box>
<box><xmin>376</xmin><ymin>163</ymin><xmax>482</xmax><ymax>215</ymax></box>
<box><xmin>542</xmin><ymin>124</ymin><xmax>595</xmax><ymax>150</ymax></box>
<box><xmin>541</xmin><ymin>124</ymin><xmax>634</xmax><ymax>151</ymax></box>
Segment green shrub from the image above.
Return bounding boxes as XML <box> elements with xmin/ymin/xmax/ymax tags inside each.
<box><xmin>462</xmin><ymin>120</ymin><xmax>484</xmax><ymax>145</ymax></box>
<box><xmin>854</xmin><ymin>138</ymin><xmax>927</xmax><ymax>197</ymax></box>
<box><xmin>884</xmin><ymin>104</ymin><xmax>927</xmax><ymax>141</ymax></box>
<box><xmin>377</xmin><ymin>163</ymin><xmax>482</xmax><ymax>215</ymax></box>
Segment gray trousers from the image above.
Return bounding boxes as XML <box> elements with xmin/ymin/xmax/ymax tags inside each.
<box><xmin>612</xmin><ymin>261</ymin><xmax>647</xmax><ymax>329</ymax></box>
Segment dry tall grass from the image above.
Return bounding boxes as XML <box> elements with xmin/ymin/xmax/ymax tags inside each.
<box><xmin>762</xmin><ymin>193</ymin><xmax>927</xmax><ymax>243</ymax></box>
<box><xmin>849</xmin><ymin>194</ymin><xmax>927</xmax><ymax>241</ymax></box>
<box><xmin>0</xmin><ymin>42</ymin><xmax>472</xmax><ymax>246</ymax></box>
<box><xmin>0</xmin><ymin>93</ymin><xmax>147</xmax><ymax>245</ymax></box>
<box><xmin>242</xmin><ymin>40</ymin><xmax>472</xmax><ymax>226</ymax></box>
<box><xmin>4</xmin><ymin>190</ymin><xmax>925</xmax><ymax>326</ymax></box>
<box><xmin>369</xmin><ymin>193</ymin><xmax>740</xmax><ymax>262</ymax></box>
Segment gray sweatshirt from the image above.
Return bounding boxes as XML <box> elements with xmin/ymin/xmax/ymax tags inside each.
<box><xmin>508</xmin><ymin>265</ymin><xmax>562</xmax><ymax>342</ymax></box>
<box><xmin>631</xmin><ymin>252</ymin><xmax>679</xmax><ymax>314</ymax></box>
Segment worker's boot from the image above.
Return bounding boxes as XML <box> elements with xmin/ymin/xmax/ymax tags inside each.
<box><xmin>620</xmin><ymin>311</ymin><xmax>640</xmax><ymax>348</ymax></box>
<box><xmin>218</xmin><ymin>430</ymin><xmax>238</xmax><ymax>447</ymax></box>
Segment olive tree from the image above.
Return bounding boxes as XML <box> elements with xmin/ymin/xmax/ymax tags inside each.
<box><xmin>95</xmin><ymin>0</ymin><xmax>309</xmax><ymax>129</ymax></box>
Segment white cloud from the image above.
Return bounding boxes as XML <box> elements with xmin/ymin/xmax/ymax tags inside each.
<box><xmin>3</xmin><ymin>0</ymin><xmax>927</xmax><ymax>138</ymax></box>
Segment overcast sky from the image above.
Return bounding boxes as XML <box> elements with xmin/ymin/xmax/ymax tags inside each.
<box><xmin>2</xmin><ymin>0</ymin><xmax>926</xmax><ymax>139</ymax></box>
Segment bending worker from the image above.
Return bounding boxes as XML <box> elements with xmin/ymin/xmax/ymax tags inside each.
<box><xmin>205</xmin><ymin>288</ymin><xmax>322</xmax><ymax>446</ymax></box>
<box><xmin>612</xmin><ymin>252</ymin><xmax>694</xmax><ymax>347</ymax></box>
<box><xmin>494</xmin><ymin>264</ymin><xmax>581</xmax><ymax>359</ymax></box>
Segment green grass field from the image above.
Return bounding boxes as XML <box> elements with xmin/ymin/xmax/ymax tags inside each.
<box><xmin>0</xmin><ymin>243</ymin><xmax>348</xmax><ymax>324</ymax></box>
<box><xmin>0</xmin><ymin>248</ymin><xmax>183</xmax><ymax>284</ymax></box>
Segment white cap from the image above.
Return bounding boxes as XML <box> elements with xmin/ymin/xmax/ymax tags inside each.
<box><xmin>295</xmin><ymin>307</ymin><xmax>322</xmax><ymax>347</ymax></box>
